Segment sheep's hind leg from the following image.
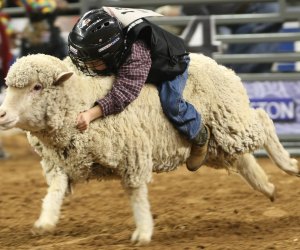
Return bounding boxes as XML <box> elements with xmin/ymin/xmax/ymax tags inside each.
<box><xmin>235</xmin><ymin>153</ymin><xmax>276</xmax><ymax>202</ymax></box>
<box><xmin>32</xmin><ymin>168</ymin><xmax>68</xmax><ymax>234</ymax></box>
<box><xmin>257</xmin><ymin>109</ymin><xmax>299</xmax><ymax>176</ymax></box>
<box><xmin>125</xmin><ymin>183</ymin><xmax>153</xmax><ymax>245</ymax></box>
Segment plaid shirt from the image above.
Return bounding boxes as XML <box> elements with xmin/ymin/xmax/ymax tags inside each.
<box><xmin>96</xmin><ymin>40</ymin><xmax>151</xmax><ymax>116</ymax></box>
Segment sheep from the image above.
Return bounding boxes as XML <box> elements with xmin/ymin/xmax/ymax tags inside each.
<box><xmin>0</xmin><ymin>53</ymin><xmax>299</xmax><ymax>245</ymax></box>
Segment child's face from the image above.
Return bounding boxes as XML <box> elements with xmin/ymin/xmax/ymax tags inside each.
<box><xmin>85</xmin><ymin>59</ymin><xmax>107</xmax><ymax>71</ymax></box>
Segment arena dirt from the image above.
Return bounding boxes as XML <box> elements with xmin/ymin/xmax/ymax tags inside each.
<box><xmin>1</xmin><ymin>132</ymin><xmax>300</xmax><ymax>250</ymax></box>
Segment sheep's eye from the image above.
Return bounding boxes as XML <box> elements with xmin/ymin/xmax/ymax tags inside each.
<box><xmin>33</xmin><ymin>84</ymin><xmax>43</xmax><ymax>91</ymax></box>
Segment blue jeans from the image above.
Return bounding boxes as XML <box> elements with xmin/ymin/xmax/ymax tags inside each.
<box><xmin>157</xmin><ymin>56</ymin><xmax>201</xmax><ymax>140</ymax></box>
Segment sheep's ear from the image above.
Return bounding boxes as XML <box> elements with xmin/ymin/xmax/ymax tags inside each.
<box><xmin>54</xmin><ymin>72</ymin><xmax>74</xmax><ymax>86</ymax></box>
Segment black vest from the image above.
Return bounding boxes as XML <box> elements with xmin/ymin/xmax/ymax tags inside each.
<box><xmin>124</xmin><ymin>19</ymin><xmax>189</xmax><ymax>84</ymax></box>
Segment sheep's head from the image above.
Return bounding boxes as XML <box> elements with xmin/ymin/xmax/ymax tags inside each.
<box><xmin>5</xmin><ymin>54</ymin><xmax>72</xmax><ymax>88</ymax></box>
<box><xmin>0</xmin><ymin>54</ymin><xmax>73</xmax><ymax>131</ymax></box>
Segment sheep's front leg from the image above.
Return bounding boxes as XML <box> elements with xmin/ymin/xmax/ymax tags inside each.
<box><xmin>32</xmin><ymin>167</ymin><xmax>68</xmax><ymax>234</ymax></box>
<box><xmin>126</xmin><ymin>183</ymin><xmax>153</xmax><ymax>245</ymax></box>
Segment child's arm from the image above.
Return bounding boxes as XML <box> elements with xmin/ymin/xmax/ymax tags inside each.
<box><xmin>96</xmin><ymin>40</ymin><xmax>151</xmax><ymax>116</ymax></box>
<box><xmin>76</xmin><ymin>40</ymin><xmax>151</xmax><ymax>131</ymax></box>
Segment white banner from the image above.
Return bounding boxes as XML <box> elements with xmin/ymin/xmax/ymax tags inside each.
<box><xmin>103</xmin><ymin>7</ymin><xmax>162</xmax><ymax>27</ymax></box>
<box><xmin>244</xmin><ymin>81</ymin><xmax>300</xmax><ymax>135</ymax></box>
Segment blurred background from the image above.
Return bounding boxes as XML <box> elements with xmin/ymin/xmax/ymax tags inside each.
<box><xmin>0</xmin><ymin>0</ymin><xmax>300</xmax><ymax>157</ymax></box>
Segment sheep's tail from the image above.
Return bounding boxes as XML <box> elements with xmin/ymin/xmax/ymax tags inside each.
<box><xmin>257</xmin><ymin>109</ymin><xmax>300</xmax><ymax>176</ymax></box>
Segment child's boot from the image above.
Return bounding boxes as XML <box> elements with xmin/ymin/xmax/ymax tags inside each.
<box><xmin>186</xmin><ymin>125</ymin><xmax>210</xmax><ymax>171</ymax></box>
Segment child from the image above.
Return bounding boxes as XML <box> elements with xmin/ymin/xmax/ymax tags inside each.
<box><xmin>68</xmin><ymin>7</ymin><xmax>210</xmax><ymax>171</ymax></box>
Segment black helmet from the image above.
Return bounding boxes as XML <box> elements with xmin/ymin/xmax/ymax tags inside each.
<box><xmin>68</xmin><ymin>9</ymin><xmax>125</xmax><ymax>76</ymax></box>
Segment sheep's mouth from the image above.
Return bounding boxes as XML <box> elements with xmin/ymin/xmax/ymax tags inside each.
<box><xmin>0</xmin><ymin>119</ymin><xmax>18</xmax><ymax>130</ymax></box>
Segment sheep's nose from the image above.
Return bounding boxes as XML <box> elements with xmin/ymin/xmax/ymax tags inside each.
<box><xmin>0</xmin><ymin>110</ymin><xmax>6</xmax><ymax>118</ymax></box>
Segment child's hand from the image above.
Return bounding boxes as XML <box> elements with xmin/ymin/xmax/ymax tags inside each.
<box><xmin>76</xmin><ymin>111</ymin><xmax>91</xmax><ymax>132</ymax></box>
<box><xmin>76</xmin><ymin>105</ymin><xmax>103</xmax><ymax>132</ymax></box>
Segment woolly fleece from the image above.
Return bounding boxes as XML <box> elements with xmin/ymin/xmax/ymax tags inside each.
<box><xmin>5</xmin><ymin>53</ymin><xmax>268</xmax><ymax>187</ymax></box>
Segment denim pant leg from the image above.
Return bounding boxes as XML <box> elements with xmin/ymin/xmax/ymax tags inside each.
<box><xmin>157</xmin><ymin>63</ymin><xmax>201</xmax><ymax>140</ymax></box>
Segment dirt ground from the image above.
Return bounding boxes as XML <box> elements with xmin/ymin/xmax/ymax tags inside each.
<box><xmin>1</xmin><ymin>132</ymin><xmax>300</xmax><ymax>250</ymax></box>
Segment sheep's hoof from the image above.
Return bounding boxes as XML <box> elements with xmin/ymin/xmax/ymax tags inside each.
<box><xmin>292</xmin><ymin>159</ymin><xmax>300</xmax><ymax>177</ymax></box>
<box><xmin>269</xmin><ymin>186</ymin><xmax>276</xmax><ymax>202</ymax></box>
<box><xmin>265</xmin><ymin>183</ymin><xmax>276</xmax><ymax>202</ymax></box>
<box><xmin>31</xmin><ymin>220</ymin><xmax>55</xmax><ymax>235</ymax></box>
<box><xmin>286</xmin><ymin>158</ymin><xmax>300</xmax><ymax>176</ymax></box>
<box><xmin>131</xmin><ymin>229</ymin><xmax>151</xmax><ymax>246</ymax></box>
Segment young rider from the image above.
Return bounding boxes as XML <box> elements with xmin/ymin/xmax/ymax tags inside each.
<box><xmin>68</xmin><ymin>7</ymin><xmax>210</xmax><ymax>171</ymax></box>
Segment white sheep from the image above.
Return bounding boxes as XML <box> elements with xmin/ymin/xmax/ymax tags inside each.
<box><xmin>0</xmin><ymin>53</ymin><xmax>299</xmax><ymax>245</ymax></box>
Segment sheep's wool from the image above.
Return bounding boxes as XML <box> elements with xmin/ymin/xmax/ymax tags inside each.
<box><xmin>6</xmin><ymin>53</ymin><xmax>268</xmax><ymax>187</ymax></box>
<box><xmin>6</xmin><ymin>55</ymin><xmax>68</xmax><ymax>88</ymax></box>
